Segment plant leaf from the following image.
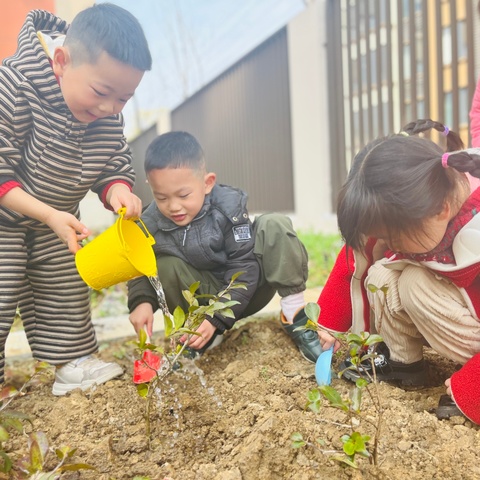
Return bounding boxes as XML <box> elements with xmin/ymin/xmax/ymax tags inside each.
<box><xmin>229</xmin><ymin>271</ymin><xmax>245</xmax><ymax>282</ymax></box>
<box><xmin>0</xmin><ymin>451</ymin><xmax>12</xmax><ymax>473</ymax></box>
<box><xmin>331</xmin><ymin>454</ymin><xmax>358</xmax><ymax>469</ymax></box>
<box><xmin>29</xmin><ymin>439</ymin><xmax>44</xmax><ymax>473</ymax></box>
<box><xmin>189</xmin><ymin>281</ymin><xmax>201</xmax><ymax>294</ymax></box>
<box><xmin>346</xmin><ymin>333</ymin><xmax>363</xmax><ymax>345</ymax></box>
<box><xmin>136</xmin><ymin>383</ymin><xmax>149</xmax><ymax>397</ymax></box>
<box><xmin>164</xmin><ymin>315</ymin><xmax>173</xmax><ymax>337</ymax></box>
<box><xmin>0</xmin><ymin>426</ymin><xmax>9</xmax><ymax>442</ymax></box>
<box><xmin>0</xmin><ymin>386</ymin><xmax>18</xmax><ymax>401</ymax></box>
<box><xmin>364</xmin><ymin>334</ymin><xmax>383</xmax><ymax>346</ymax></box>
<box><xmin>138</xmin><ymin>327</ymin><xmax>147</xmax><ymax>348</ymax></box>
<box><xmin>218</xmin><ymin>308</ymin><xmax>235</xmax><ymax>319</ymax></box>
<box><xmin>173</xmin><ymin>306</ymin><xmax>186</xmax><ymax>330</ymax></box>
<box><xmin>290</xmin><ymin>432</ymin><xmax>306</xmax><ymax>449</ymax></box>
<box><xmin>319</xmin><ymin>385</ymin><xmax>348</xmax><ymax>411</ymax></box>
<box><xmin>305</xmin><ymin>302</ymin><xmax>320</xmax><ymax>322</ymax></box>
<box><xmin>350</xmin><ymin>386</ymin><xmax>362</xmax><ymax>412</ymax></box>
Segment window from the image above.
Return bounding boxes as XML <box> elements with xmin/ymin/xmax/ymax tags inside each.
<box><xmin>457</xmin><ymin>21</ymin><xmax>468</xmax><ymax>60</ymax></box>
<box><xmin>444</xmin><ymin>92</ymin><xmax>453</xmax><ymax>127</ymax></box>
<box><xmin>416</xmin><ymin>35</ymin><xmax>424</xmax><ymax>73</ymax></box>
<box><xmin>380</xmin><ymin>45</ymin><xmax>389</xmax><ymax>84</ymax></box>
<box><xmin>403</xmin><ymin>45</ymin><xmax>411</xmax><ymax>80</ymax></box>
<box><xmin>459</xmin><ymin>87</ymin><xmax>469</xmax><ymax>126</ymax></box>
<box><xmin>442</xmin><ymin>27</ymin><xmax>452</xmax><ymax>65</ymax></box>
<box><xmin>370</xmin><ymin>49</ymin><xmax>377</xmax><ymax>86</ymax></box>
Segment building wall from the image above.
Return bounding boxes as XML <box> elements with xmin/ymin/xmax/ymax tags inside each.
<box><xmin>287</xmin><ymin>0</ymin><xmax>337</xmax><ymax>232</ymax></box>
<box><xmin>332</xmin><ymin>0</ymin><xmax>476</xmax><ymax>176</ymax></box>
<box><xmin>0</xmin><ymin>0</ymin><xmax>55</xmax><ymax>60</ymax></box>
<box><xmin>170</xmin><ymin>28</ymin><xmax>295</xmax><ymax>215</ymax></box>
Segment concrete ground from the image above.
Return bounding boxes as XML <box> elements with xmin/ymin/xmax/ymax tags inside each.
<box><xmin>5</xmin><ymin>288</ymin><xmax>322</xmax><ymax>361</ymax></box>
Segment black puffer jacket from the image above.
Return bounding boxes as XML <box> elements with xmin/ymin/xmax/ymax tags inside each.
<box><xmin>128</xmin><ymin>184</ymin><xmax>260</xmax><ymax>331</ymax></box>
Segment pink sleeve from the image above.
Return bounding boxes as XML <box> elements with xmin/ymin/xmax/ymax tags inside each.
<box><xmin>450</xmin><ymin>353</ymin><xmax>480</xmax><ymax>424</ymax></box>
<box><xmin>317</xmin><ymin>245</ymin><xmax>354</xmax><ymax>332</ymax></box>
<box><xmin>469</xmin><ymin>77</ymin><xmax>480</xmax><ymax>147</ymax></box>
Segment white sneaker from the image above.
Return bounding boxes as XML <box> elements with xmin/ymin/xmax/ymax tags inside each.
<box><xmin>52</xmin><ymin>355</ymin><xmax>123</xmax><ymax>396</ymax></box>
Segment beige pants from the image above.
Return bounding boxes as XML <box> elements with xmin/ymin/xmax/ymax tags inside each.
<box><xmin>366</xmin><ymin>261</ymin><xmax>480</xmax><ymax>365</ymax></box>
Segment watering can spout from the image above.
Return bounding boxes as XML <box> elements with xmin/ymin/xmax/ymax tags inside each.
<box><xmin>75</xmin><ymin>208</ymin><xmax>156</xmax><ymax>290</ymax></box>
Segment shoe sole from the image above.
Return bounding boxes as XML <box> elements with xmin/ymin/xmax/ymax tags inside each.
<box><xmin>299</xmin><ymin>349</ymin><xmax>316</xmax><ymax>364</ymax></box>
<box><xmin>52</xmin><ymin>366</ymin><xmax>124</xmax><ymax>396</ymax></box>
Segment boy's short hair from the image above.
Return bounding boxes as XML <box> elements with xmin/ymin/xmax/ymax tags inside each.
<box><xmin>64</xmin><ymin>3</ymin><xmax>152</xmax><ymax>71</ymax></box>
<box><xmin>145</xmin><ymin>131</ymin><xmax>205</xmax><ymax>173</ymax></box>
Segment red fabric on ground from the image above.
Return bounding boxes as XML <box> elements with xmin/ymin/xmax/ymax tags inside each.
<box><xmin>451</xmin><ymin>353</ymin><xmax>480</xmax><ymax>424</ymax></box>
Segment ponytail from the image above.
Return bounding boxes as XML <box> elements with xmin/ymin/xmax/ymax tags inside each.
<box><xmin>442</xmin><ymin>148</ymin><xmax>480</xmax><ymax>179</ymax></box>
<box><xmin>401</xmin><ymin>119</ymin><xmax>480</xmax><ymax>179</ymax></box>
<box><xmin>401</xmin><ymin>119</ymin><xmax>464</xmax><ymax>152</ymax></box>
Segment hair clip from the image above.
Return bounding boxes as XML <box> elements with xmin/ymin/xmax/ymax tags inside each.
<box><xmin>441</xmin><ymin>152</ymin><xmax>449</xmax><ymax>168</ymax></box>
<box><xmin>441</xmin><ymin>126</ymin><xmax>450</xmax><ymax>136</ymax></box>
<box><xmin>399</xmin><ymin>131</ymin><xmax>409</xmax><ymax>137</ymax></box>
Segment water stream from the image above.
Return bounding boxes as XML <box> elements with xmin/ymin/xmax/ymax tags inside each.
<box><xmin>147</xmin><ymin>275</ymin><xmax>222</xmax><ymax>448</ymax></box>
<box><xmin>148</xmin><ymin>275</ymin><xmax>171</xmax><ymax>317</ymax></box>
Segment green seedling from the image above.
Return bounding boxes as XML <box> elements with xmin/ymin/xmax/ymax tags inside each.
<box><xmin>292</xmin><ymin>301</ymin><xmax>385</xmax><ymax>469</ymax></box>
<box><xmin>132</xmin><ymin>272</ymin><xmax>246</xmax><ymax>443</ymax></box>
<box><xmin>15</xmin><ymin>433</ymin><xmax>96</xmax><ymax>479</ymax></box>
<box><xmin>0</xmin><ymin>363</ymin><xmax>95</xmax><ymax>477</ymax></box>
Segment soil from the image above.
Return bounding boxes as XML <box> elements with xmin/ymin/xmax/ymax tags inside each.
<box><xmin>3</xmin><ymin>314</ymin><xmax>480</xmax><ymax>480</ymax></box>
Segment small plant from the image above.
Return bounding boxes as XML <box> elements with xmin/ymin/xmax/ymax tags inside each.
<box><xmin>133</xmin><ymin>272</ymin><xmax>246</xmax><ymax>442</ymax></box>
<box><xmin>292</xmin><ymin>302</ymin><xmax>384</xmax><ymax>469</ymax></box>
<box><xmin>0</xmin><ymin>363</ymin><xmax>95</xmax><ymax>478</ymax></box>
<box><xmin>15</xmin><ymin>432</ymin><xmax>95</xmax><ymax>479</ymax></box>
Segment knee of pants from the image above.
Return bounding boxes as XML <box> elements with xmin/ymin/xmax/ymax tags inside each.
<box><xmin>254</xmin><ymin>213</ymin><xmax>301</xmax><ymax>258</ymax></box>
<box><xmin>397</xmin><ymin>265</ymin><xmax>433</xmax><ymax>306</ymax></box>
<box><xmin>365</xmin><ymin>262</ymin><xmax>401</xmax><ymax>290</ymax></box>
<box><xmin>254</xmin><ymin>213</ymin><xmax>292</xmax><ymax>236</ymax></box>
<box><xmin>157</xmin><ymin>255</ymin><xmax>191</xmax><ymax>283</ymax></box>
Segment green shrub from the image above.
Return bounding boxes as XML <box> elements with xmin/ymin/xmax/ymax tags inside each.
<box><xmin>297</xmin><ymin>230</ymin><xmax>343</xmax><ymax>288</ymax></box>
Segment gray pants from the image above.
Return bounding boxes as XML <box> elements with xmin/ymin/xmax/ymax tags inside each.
<box><xmin>156</xmin><ymin>213</ymin><xmax>308</xmax><ymax>317</ymax></box>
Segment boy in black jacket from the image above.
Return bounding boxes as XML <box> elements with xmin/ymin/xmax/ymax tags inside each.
<box><xmin>128</xmin><ymin>131</ymin><xmax>322</xmax><ymax>361</ymax></box>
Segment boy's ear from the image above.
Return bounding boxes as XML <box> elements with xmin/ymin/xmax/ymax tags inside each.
<box><xmin>52</xmin><ymin>47</ymin><xmax>71</xmax><ymax>77</ymax></box>
<box><xmin>204</xmin><ymin>172</ymin><xmax>216</xmax><ymax>194</ymax></box>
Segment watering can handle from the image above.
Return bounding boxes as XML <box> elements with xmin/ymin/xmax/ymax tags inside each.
<box><xmin>116</xmin><ymin>208</ymin><xmax>155</xmax><ymax>248</ymax></box>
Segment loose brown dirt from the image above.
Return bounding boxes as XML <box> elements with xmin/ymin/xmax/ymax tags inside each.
<box><xmin>3</xmin><ymin>315</ymin><xmax>480</xmax><ymax>480</ymax></box>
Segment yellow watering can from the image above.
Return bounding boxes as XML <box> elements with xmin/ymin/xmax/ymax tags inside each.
<box><xmin>75</xmin><ymin>208</ymin><xmax>157</xmax><ymax>290</ymax></box>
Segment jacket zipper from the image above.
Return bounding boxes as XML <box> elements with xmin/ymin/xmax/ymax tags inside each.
<box><xmin>182</xmin><ymin>225</ymin><xmax>191</xmax><ymax>246</ymax></box>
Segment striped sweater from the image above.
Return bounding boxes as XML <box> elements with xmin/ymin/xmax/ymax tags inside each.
<box><xmin>0</xmin><ymin>10</ymin><xmax>136</xmax><ymax>229</ymax></box>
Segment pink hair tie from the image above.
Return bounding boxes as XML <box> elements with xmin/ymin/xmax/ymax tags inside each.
<box><xmin>441</xmin><ymin>153</ymin><xmax>449</xmax><ymax>169</ymax></box>
<box><xmin>441</xmin><ymin>126</ymin><xmax>450</xmax><ymax>136</ymax></box>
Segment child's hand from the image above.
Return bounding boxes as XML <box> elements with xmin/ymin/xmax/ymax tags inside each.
<box><xmin>318</xmin><ymin>330</ymin><xmax>341</xmax><ymax>352</ymax></box>
<box><xmin>129</xmin><ymin>303</ymin><xmax>154</xmax><ymax>337</ymax></box>
<box><xmin>445</xmin><ymin>377</ymin><xmax>452</xmax><ymax>396</ymax></box>
<box><xmin>181</xmin><ymin>319</ymin><xmax>216</xmax><ymax>350</ymax></box>
<box><xmin>106</xmin><ymin>184</ymin><xmax>142</xmax><ymax>218</ymax></box>
<box><xmin>44</xmin><ymin>210</ymin><xmax>90</xmax><ymax>254</ymax></box>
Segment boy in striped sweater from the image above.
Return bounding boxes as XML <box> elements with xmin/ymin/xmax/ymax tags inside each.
<box><xmin>0</xmin><ymin>3</ymin><xmax>151</xmax><ymax>395</ymax></box>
